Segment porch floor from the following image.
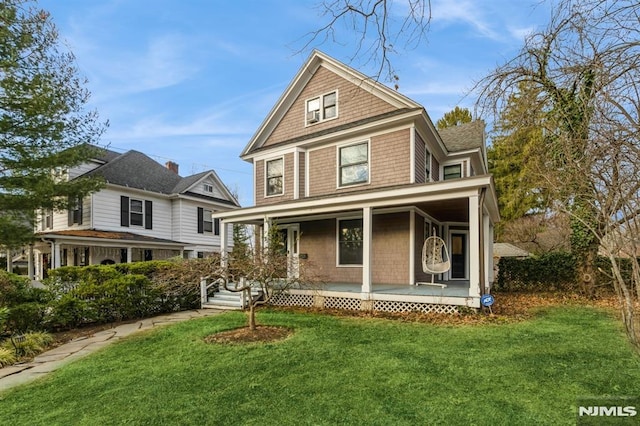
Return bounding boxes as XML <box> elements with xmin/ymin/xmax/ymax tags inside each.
<box><xmin>317</xmin><ymin>281</ymin><xmax>471</xmax><ymax>298</ymax></box>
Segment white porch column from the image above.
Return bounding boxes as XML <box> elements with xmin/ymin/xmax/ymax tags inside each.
<box><xmin>53</xmin><ymin>243</ymin><xmax>62</xmax><ymax>268</ymax></box>
<box><xmin>220</xmin><ymin>219</ymin><xmax>228</xmax><ymax>268</ymax></box>
<box><xmin>126</xmin><ymin>247</ymin><xmax>133</xmax><ymax>263</ymax></box>
<box><xmin>6</xmin><ymin>249</ymin><xmax>12</xmax><ymax>273</ymax></box>
<box><xmin>483</xmin><ymin>213</ymin><xmax>491</xmax><ymax>292</ymax></box>
<box><xmin>263</xmin><ymin>217</ymin><xmax>271</xmax><ymax>252</ymax></box>
<box><xmin>362</xmin><ymin>206</ymin><xmax>373</xmax><ymax>294</ymax></box>
<box><xmin>409</xmin><ymin>210</ymin><xmax>416</xmax><ymax>285</ymax></box>
<box><xmin>468</xmin><ymin>194</ymin><xmax>480</xmax><ymax>299</ymax></box>
<box><xmin>28</xmin><ymin>245</ymin><xmax>34</xmax><ymax>280</ymax></box>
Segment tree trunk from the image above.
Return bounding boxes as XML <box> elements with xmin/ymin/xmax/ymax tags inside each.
<box><xmin>578</xmin><ymin>248</ymin><xmax>597</xmax><ymax>298</ymax></box>
<box><xmin>610</xmin><ymin>255</ymin><xmax>640</xmax><ymax>353</ymax></box>
<box><xmin>248</xmin><ymin>301</ymin><xmax>256</xmax><ymax>331</ymax></box>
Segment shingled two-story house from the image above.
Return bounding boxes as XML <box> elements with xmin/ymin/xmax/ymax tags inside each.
<box><xmin>215</xmin><ymin>51</ymin><xmax>499</xmax><ymax>312</ymax></box>
<box><xmin>31</xmin><ymin>147</ymin><xmax>239</xmax><ymax>279</ymax></box>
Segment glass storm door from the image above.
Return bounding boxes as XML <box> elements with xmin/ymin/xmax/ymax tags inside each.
<box><xmin>450</xmin><ymin>233</ymin><xmax>467</xmax><ymax>279</ymax></box>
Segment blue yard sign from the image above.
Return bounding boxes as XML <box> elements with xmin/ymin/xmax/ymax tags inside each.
<box><xmin>480</xmin><ymin>294</ymin><xmax>495</xmax><ymax>307</ymax></box>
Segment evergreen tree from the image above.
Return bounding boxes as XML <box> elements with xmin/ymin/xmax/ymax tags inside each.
<box><xmin>0</xmin><ymin>0</ymin><xmax>106</xmax><ymax>249</ymax></box>
<box><xmin>436</xmin><ymin>106</ymin><xmax>472</xmax><ymax>130</ymax></box>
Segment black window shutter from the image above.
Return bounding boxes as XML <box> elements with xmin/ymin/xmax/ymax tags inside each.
<box><xmin>78</xmin><ymin>199</ymin><xmax>83</xmax><ymax>225</ymax></box>
<box><xmin>214</xmin><ymin>218</ymin><xmax>220</xmax><ymax>236</ymax></box>
<box><xmin>68</xmin><ymin>196</ymin><xmax>74</xmax><ymax>226</ymax></box>
<box><xmin>145</xmin><ymin>200</ymin><xmax>153</xmax><ymax>229</ymax></box>
<box><xmin>120</xmin><ymin>196</ymin><xmax>130</xmax><ymax>227</ymax></box>
<box><xmin>197</xmin><ymin>207</ymin><xmax>204</xmax><ymax>234</ymax></box>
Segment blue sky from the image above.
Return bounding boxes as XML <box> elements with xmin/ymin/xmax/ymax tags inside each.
<box><xmin>38</xmin><ymin>0</ymin><xmax>552</xmax><ymax>206</ymax></box>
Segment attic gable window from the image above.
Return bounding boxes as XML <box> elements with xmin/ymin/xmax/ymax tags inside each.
<box><xmin>306</xmin><ymin>90</ymin><xmax>338</xmax><ymax>125</ymax></box>
<box><xmin>204</xmin><ymin>183</ymin><xmax>213</xmax><ymax>193</ymax></box>
<box><xmin>266</xmin><ymin>158</ymin><xmax>284</xmax><ymax>196</ymax></box>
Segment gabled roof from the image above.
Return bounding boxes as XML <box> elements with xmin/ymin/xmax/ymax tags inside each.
<box><xmin>241</xmin><ymin>50</ymin><xmax>423</xmax><ymax>158</ymax></box>
<box><xmin>493</xmin><ymin>243</ymin><xmax>530</xmax><ymax>258</ymax></box>
<box><xmin>438</xmin><ymin>120</ymin><xmax>485</xmax><ymax>152</ymax></box>
<box><xmin>82</xmin><ymin>149</ymin><xmax>240</xmax><ymax>206</ymax></box>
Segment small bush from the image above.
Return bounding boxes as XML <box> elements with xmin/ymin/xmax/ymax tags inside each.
<box><xmin>0</xmin><ymin>347</ymin><xmax>16</xmax><ymax>367</ymax></box>
<box><xmin>495</xmin><ymin>252</ymin><xmax>578</xmax><ymax>292</ymax></box>
<box><xmin>6</xmin><ymin>302</ymin><xmax>48</xmax><ymax>332</ymax></box>
<box><xmin>1</xmin><ymin>331</ymin><xmax>54</xmax><ymax>357</ymax></box>
<box><xmin>45</xmin><ymin>295</ymin><xmax>91</xmax><ymax>330</ymax></box>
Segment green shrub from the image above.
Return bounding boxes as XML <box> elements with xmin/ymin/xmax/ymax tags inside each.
<box><xmin>0</xmin><ymin>346</ymin><xmax>16</xmax><ymax>367</ymax></box>
<box><xmin>45</xmin><ymin>295</ymin><xmax>91</xmax><ymax>330</ymax></box>
<box><xmin>1</xmin><ymin>331</ymin><xmax>54</xmax><ymax>357</ymax></box>
<box><xmin>495</xmin><ymin>252</ymin><xmax>623</xmax><ymax>292</ymax></box>
<box><xmin>0</xmin><ymin>271</ymin><xmax>32</xmax><ymax>305</ymax></box>
<box><xmin>6</xmin><ymin>302</ymin><xmax>48</xmax><ymax>332</ymax></box>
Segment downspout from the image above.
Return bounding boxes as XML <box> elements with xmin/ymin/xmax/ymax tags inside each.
<box><xmin>478</xmin><ymin>188</ymin><xmax>487</xmax><ymax>295</ymax></box>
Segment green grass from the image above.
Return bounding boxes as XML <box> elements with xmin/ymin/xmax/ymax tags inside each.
<box><xmin>1</xmin><ymin>307</ymin><xmax>639</xmax><ymax>425</ymax></box>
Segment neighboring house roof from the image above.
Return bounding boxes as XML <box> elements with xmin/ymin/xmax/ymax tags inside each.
<box><xmin>493</xmin><ymin>243</ymin><xmax>531</xmax><ymax>258</ymax></box>
<box><xmin>92</xmin><ymin>146</ymin><xmax>122</xmax><ymax>163</ymax></box>
<box><xmin>37</xmin><ymin>229</ymin><xmax>184</xmax><ymax>245</ymax></box>
<box><xmin>438</xmin><ymin>120</ymin><xmax>485</xmax><ymax>152</ymax></box>
<box><xmin>82</xmin><ymin>149</ymin><xmax>240</xmax><ymax>206</ymax></box>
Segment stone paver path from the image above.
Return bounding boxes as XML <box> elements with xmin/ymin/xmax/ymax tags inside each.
<box><xmin>0</xmin><ymin>309</ymin><xmax>223</xmax><ymax>392</ymax></box>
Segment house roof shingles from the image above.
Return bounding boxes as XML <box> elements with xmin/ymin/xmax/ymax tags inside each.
<box><xmin>438</xmin><ymin>120</ymin><xmax>485</xmax><ymax>153</ymax></box>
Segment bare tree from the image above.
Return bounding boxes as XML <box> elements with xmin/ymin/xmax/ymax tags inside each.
<box><xmin>475</xmin><ymin>0</ymin><xmax>640</xmax><ymax>351</ymax></box>
<box><xmin>300</xmin><ymin>0</ymin><xmax>431</xmax><ymax>82</ymax></box>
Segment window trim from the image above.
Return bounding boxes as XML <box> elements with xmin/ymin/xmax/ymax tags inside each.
<box><xmin>264</xmin><ymin>156</ymin><xmax>285</xmax><ymax>197</ymax></box>
<box><xmin>337</xmin><ymin>140</ymin><xmax>370</xmax><ymax>189</ymax></box>
<box><xmin>305</xmin><ymin>90</ymin><xmax>339</xmax><ymax>126</ymax></box>
<box><xmin>203</xmin><ymin>183</ymin><xmax>214</xmax><ymax>193</ymax></box>
<box><xmin>336</xmin><ymin>217</ymin><xmax>364</xmax><ymax>267</ymax></box>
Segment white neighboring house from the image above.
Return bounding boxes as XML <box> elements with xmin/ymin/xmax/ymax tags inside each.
<box><xmin>31</xmin><ymin>146</ymin><xmax>239</xmax><ymax>279</ymax></box>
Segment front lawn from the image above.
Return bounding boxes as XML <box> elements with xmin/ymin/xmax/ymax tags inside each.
<box><xmin>1</xmin><ymin>307</ymin><xmax>639</xmax><ymax>425</ymax></box>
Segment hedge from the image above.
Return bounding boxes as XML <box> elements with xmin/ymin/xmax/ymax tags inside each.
<box><xmin>495</xmin><ymin>251</ymin><xmax>625</xmax><ymax>292</ymax></box>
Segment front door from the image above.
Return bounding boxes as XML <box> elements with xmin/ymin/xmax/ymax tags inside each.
<box><xmin>277</xmin><ymin>225</ymin><xmax>300</xmax><ymax>279</ymax></box>
<box><xmin>450</xmin><ymin>233</ymin><xmax>467</xmax><ymax>279</ymax></box>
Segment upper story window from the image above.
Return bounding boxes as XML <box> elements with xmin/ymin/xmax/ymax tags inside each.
<box><xmin>120</xmin><ymin>196</ymin><xmax>152</xmax><ymax>229</ymax></box>
<box><xmin>203</xmin><ymin>209</ymin><xmax>213</xmax><ymax>232</ymax></box>
<box><xmin>443</xmin><ymin>164</ymin><xmax>462</xmax><ymax>180</ymax></box>
<box><xmin>197</xmin><ymin>207</ymin><xmax>220</xmax><ymax>235</ymax></box>
<box><xmin>266</xmin><ymin>158</ymin><xmax>284</xmax><ymax>196</ymax></box>
<box><xmin>339</xmin><ymin>142</ymin><xmax>369</xmax><ymax>187</ymax></box>
<box><xmin>69</xmin><ymin>197</ymin><xmax>83</xmax><ymax>226</ymax></box>
<box><xmin>43</xmin><ymin>209</ymin><xmax>53</xmax><ymax>230</ymax></box>
<box><xmin>203</xmin><ymin>183</ymin><xmax>213</xmax><ymax>193</ymax></box>
<box><xmin>306</xmin><ymin>91</ymin><xmax>337</xmax><ymax>125</ymax></box>
<box><xmin>425</xmin><ymin>145</ymin><xmax>432</xmax><ymax>182</ymax></box>
<box><xmin>130</xmin><ymin>199</ymin><xmax>144</xmax><ymax>226</ymax></box>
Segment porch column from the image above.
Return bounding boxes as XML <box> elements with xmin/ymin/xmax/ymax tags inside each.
<box><xmin>6</xmin><ymin>249</ymin><xmax>12</xmax><ymax>273</ymax></box>
<box><xmin>362</xmin><ymin>206</ymin><xmax>373</xmax><ymax>294</ymax></box>
<box><xmin>468</xmin><ymin>194</ymin><xmax>481</xmax><ymax>299</ymax></box>
<box><xmin>220</xmin><ymin>219</ymin><xmax>228</xmax><ymax>268</ymax></box>
<box><xmin>483</xmin><ymin>213</ymin><xmax>491</xmax><ymax>293</ymax></box>
<box><xmin>409</xmin><ymin>210</ymin><xmax>416</xmax><ymax>285</ymax></box>
<box><xmin>28</xmin><ymin>245</ymin><xmax>34</xmax><ymax>280</ymax></box>
<box><xmin>53</xmin><ymin>242</ymin><xmax>62</xmax><ymax>268</ymax></box>
<box><xmin>126</xmin><ymin>247</ymin><xmax>133</xmax><ymax>263</ymax></box>
<box><xmin>263</xmin><ymin>217</ymin><xmax>271</xmax><ymax>252</ymax></box>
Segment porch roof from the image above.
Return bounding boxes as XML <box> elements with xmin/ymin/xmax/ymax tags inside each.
<box><xmin>36</xmin><ymin>229</ymin><xmax>185</xmax><ymax>248</ymax></box>
<box><xmin>214</xmin><ymin>175</ymin><xmax>499</xmax><ymax>223</ymax></box>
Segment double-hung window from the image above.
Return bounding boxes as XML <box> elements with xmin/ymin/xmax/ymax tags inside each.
<box><xmin>339</xmin><ymin>142</ymin><xmax>369</xmax><ymax>187</ymax></box>
<box><xmin>306</xmin><ymin>91</ymin><xmax>337</xmax><ymax>124</ymax></box>
<box><xmin>204</xmin><ymin>183</ymin><xmax>213</xmax><ymax>193</ymax></box>
<box><xmin>443</xmin><ymin>164</ymin><xmax>462</xmax><ymax>180</ymax></box>
<box><xmin>130</xmin><ymin>199</ymin><xmax>144</xmax><ymax>226</ymax></box>
<box><xmin>266</xmin><ymin>158</ymin><xmax>284</xmax><ymax>196</ymax></box>
<box><xmin>203</xmin><ymin>209</ymin><xmax>213</xmax><ymax>232</ymax></box>
<box><xmin>338</xmin><ymin>218</ymin><xmax>363</xmax><ymax>265</ymax></box>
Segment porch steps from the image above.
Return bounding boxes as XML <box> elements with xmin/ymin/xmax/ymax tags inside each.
<box><xmin>202</xmin><ymin>288</ymin><xmax>261</xmax><ymax>310</ymax></box>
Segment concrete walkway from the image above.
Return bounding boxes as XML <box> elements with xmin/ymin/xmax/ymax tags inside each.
<box><xmin>0</xmin><ymin>309</ymin><xmax>223</xmax><ymax>392</ymax></box>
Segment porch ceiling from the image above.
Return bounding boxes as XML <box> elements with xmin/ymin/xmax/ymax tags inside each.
<box><xmin>417</xmin><ymin>198</ymin><xmax>469</xmax><ymax>223</ymax></box>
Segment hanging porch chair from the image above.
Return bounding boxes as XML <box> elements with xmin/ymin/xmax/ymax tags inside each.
<box><xmin>416</xmin><ymin>233</ymin><xmax>450</xmax><ymax>288</ymax></box>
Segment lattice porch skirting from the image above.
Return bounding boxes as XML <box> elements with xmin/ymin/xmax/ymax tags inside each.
<box><xmin>269</xmin><ymin>293</ymin><xmax>459</xmax><ymax>314</ymax></box>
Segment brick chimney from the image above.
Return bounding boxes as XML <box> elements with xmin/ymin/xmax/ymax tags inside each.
<box><xmin>165</xmin><ymin>161</ymin><xmax>179</xmax><ymax>174</ymax></box>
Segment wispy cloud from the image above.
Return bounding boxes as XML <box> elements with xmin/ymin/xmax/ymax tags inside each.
<box><xmin>431</xmin><ymin>0</ymin><xmax>501</xmax><ymax>40</ymax></box>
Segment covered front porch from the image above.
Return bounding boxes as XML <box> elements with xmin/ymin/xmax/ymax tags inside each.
<box><xmin>215</xmin><ymin>176</ymin><xmax>499</xmax><ymax>311</ymax></box>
